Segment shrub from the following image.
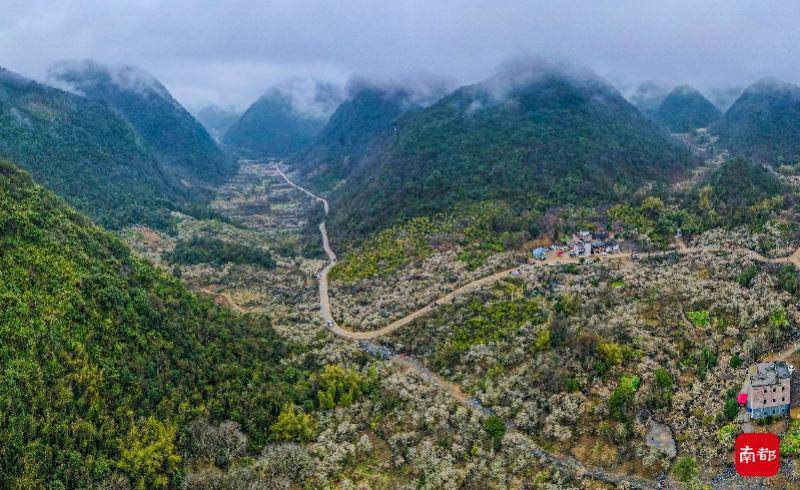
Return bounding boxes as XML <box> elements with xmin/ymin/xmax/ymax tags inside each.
<box><xmin>737</xmin><ymin>265</ymin><xmax>758</xmax><ymax>288</ymax></box>
<box><xmin>483</xmin><ymin>416</ymin><xmax>507</xmax><ymax>443</ymax></box>
<box><xmin>608</xmin><ymin>375</ymin><xmax>640</xmax><ymax>422</ymax></box>
<box><xmin>654</xmin><ymin>368</ymin><xmax>673</xmax><ymax>389</ymax></box>
<box><xmin>687</xmin><ymin>310</ymin><xmax>710</xmax><ymax>328</ymax></box>
<box><xmin>722</xmin><ymin>398</ymin><xmax>739</xmax><ymax>421</ymax></box>
<box><xmin>116</xmin><ymin>417</ymin><xmax>181</xmax><ymax>489</ymax></box>
<box><xmin>717</xmin><ymin>423</ymin><xmax>739</xmax><ymax>448</ymax></box>
<box><xmin>769</xmin><ymin>305</ymin><xmax>790</xmax><ymax>329</ymax></box>
<box><xmin>672</xmin><ymin>456</ymin><xmax>698</xmax><ymax>482</ymax></box>
<box><xmin>269</xmin><ymin>403</ymin><xmax>317</xmax><ymax>443</ymax></box>
<box><xmin>599</xmin><ymin>342</ymin><xmax>624</xmax><ymax>367</ymax></box>
<box><xmin>165</xmin><ymin>236</ymin><xmax>275</xmax><ymax>268</ymax></box>
<box><xmin>781</xmin><ymin>419</ymin><xmax>800</xmax><ymax>455</ymax></box>
<box><xmin>777</xmin><ymin>264</ymin><xmax>799</xmax><ymax>294</ymax></box>
<box><xmin>533</xmin><ymin>327</ymin><xmax>551</xmax><ymax>352</ymax></box>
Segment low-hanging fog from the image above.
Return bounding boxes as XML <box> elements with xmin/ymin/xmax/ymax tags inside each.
<box><xmin>2</xmin><ymin>1</ymin><xmax>800</xmax><ymax>111</ymax></box>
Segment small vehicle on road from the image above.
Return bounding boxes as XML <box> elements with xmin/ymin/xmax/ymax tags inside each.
<box><xmin>326</xmin><ymin>320</ymin><xmax>333</xmax><ymax>329</ymax></box>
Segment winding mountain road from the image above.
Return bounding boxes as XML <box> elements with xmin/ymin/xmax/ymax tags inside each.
<box><xmin>275</xmin><ymin>166</ymin><xmax>665</xmax><ymax>488</ymax></box>
<box><xmin>273</xmin><ymin>164</ymin><xmax>800</xmax><ymax>489</ymax></box>
<box><xmin>278</xmin><ymin>175</ymin><xmax>800</xmax><ymax>342</ymax></box>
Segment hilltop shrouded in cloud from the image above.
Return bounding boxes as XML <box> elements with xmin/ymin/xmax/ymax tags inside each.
<box><xmin>222</xmin><ymin>78</ymin><xmax>344</xmax><ymax>156</ymax></box>
<box><xmin>48</xmin><ymin>59</ymin><xmax>236</xmax><ymax>184</ymax></box>
<box><xmin>4</xmin><ymin>1</ymin><xmax>800</xmax><ymax>109</ymax></box>
<box><xmin>48</xmin><ymin>59</ymin><xmax>173</xmax><ymax>101</ymax></box>
<box><xmin>272</xmin><ymin>78</ymin><xmax>346</xmax><ymax>120</ymax></box>
<box><xmin>626</xmin><ymin>80</ymin><xmax>672</xmax><ymax>116</ymax></box>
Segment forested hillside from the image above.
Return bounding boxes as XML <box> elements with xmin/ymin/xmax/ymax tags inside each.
<box><xmin>327</xmin><ymin>66</ymin><xmax>695</xmax><ymax>245</ymax></box>
<box><xmin>0</xmin><ymin>160</ymin><xmax>300</xmax><ymax>488</ymax></box>
<box><xmin>627</xmin><ymin>80</ymin><xmax>670</xmax><ymax>117</ymax></box>
<box><xmin>653</xmin><ymin>85</ymin><xmax>722</xmax><ymax>133</ymax></box>
<box><xmin>49</xmin><ymin>60</ymin><xmax>236</xmax><ymax>184</ymax></box>
<box><xmin>692</xmin><ymin>157</ymin><xmax>788</xmax><ymax>226</ymax></box>
<box><xmin>0</xmin><ymin>67</ymin><xmax>181</xmax><ymax>229</ymax></box>
<box><xmin>713</xmin><ymin>78</ymin><xmax>800</xmax><ymax>164</ymax></box>
<box><xmin>291</xmin><ymin>85</ymin><xmax>418</xmax><ymax>191</ymax></box>
<box><xmin>194</xmin><ymin>105</ymin><xmax>240</xmax><ymax>140</ymax></box>
<box><xmin>223</xmin><ymin>82</ymin><xmax>340</xmax><ymax>157</ymax></box>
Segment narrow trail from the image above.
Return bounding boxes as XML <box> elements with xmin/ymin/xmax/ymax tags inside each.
<box><xmin>274</xmin><ymin>165</ymin><xmax>661</xmax><ymax>489</ymax></box>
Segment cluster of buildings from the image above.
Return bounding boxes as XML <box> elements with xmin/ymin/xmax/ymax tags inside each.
<box><xmin>531</xmin><ymin>230</ymin><xmax>621</xmax><ymax>261</ymax></box>
<box><xmin>568</xmin><ymin>230</ymin><xmax>621</xmax><ymax>257</ymax></box>
<box><xmin>740</xmin><ymin>361</ymin><xmax>797</xmax><ymax>419</ymax></box>
<box><xmin>559</xmin><ymin>230</ymin><xmax>621</xmax><ymax>257</ymax></box>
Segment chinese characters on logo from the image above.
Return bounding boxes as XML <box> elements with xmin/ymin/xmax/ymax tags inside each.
<box><xmin>735</xmin><ymin>433</ymin><xmax>780</xmax><ymax>477</ymax></box>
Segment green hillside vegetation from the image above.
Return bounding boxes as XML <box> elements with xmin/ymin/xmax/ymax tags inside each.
<box><xmin>0</xmin><ymin>67</ymin><xmax>183</xmax><ymax>230</ymax></box>
<box><xmin>627</xmin><ymin>80</ymin><xmax>670</xmax><ymax>118</ymax></box>
<box><xmin>0</xmin><ymin>160</ymin><xmax>313</xmax><ymax>487</ymax></box>
<box><xmin>291</xmin><ymin>86</ymin><xmax>417</xmax><ymax>191</ymax></box>
<box><xmin>607</xmin><ymin>158</ymin><xmax>792</xmax><ymax>247</ymax></box>
<box><xmin>694</xmin><ymin>157</ymin><xmax>789</xmax><ymax>226</ymax></box>
<box><xmin>166</xmin><ymin>235</ymin><xmax>276</xmax><ymax>268</ymax></box>
<box><xmin>194</xmin><ymin>105</ymin><xmax>240</xmax><ymax>140</ymax></box>
<box><xmin>223</xmin><ymin>84</ymin><xmax>337</xmax><ymax>157</ymax></box>
<box><xmin>713</xmin><ymin>78</ymin><xmax>800</xmax><ymax>164</ymax></box>
<box><xmin>329</xmin><ymin>69</ymin><xmax>694</xmax><ymax>246</ymax></box>
<box><xmin>49</xmin><ymin>60</ymin><xmax>236</xmax><ymax>185</ymax></box>
<box><xmin>652</xmin><ymin>85</ymin><xmax>722</xmax><ymax>132</ymax></box>
<box><xmin>330</xmin><ymin>200</ymin><xmax>537</xmax><ymax>281</ymax></box>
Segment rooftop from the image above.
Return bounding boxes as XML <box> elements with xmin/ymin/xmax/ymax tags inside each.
<box><xmin>751</xmin><ymin>361</ymin><xmax>792</xmax><ymax>387</ymax></box>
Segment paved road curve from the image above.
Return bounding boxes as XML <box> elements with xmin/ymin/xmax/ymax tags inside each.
<box><xmin>275</xmin><ymin>164</ymin><xmax>800</xmax><ymax>489</ymax></box>
<box><xmin>274</xmin><ymin>165</ymin><xmax>663</xmax><ymax>489</ymax></box>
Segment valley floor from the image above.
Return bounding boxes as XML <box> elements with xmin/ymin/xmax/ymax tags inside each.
<box><xmin>126</xmin><ymin>159</ymin><xmax>800</xmax><ymax>488</ymax></box>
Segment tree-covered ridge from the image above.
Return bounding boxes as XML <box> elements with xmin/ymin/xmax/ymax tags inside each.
<box><xmin>194</xmin><ymin>105</ymin><xmax>240</xmax><ymax>140</ymax></box>
<box><xmin>291</xmin><ymin>86</ymin><xmax>418</xmax><ymax>191</ymax></box>
<box><xmin>49</xmin><ymin>60</ymin><xmax>236</xmax><ymax>184</ymax></box>
<box><xmin>224</xmin><ymin>81</ymin><xmax>340</xmax><ymax>157</ymax></box>
<box><xmin>166</xmin><ymin>235</ymin><xmax>276</xmax><ymax>268</ymax></box>
<box><xmin>694</xmin><ymin>157</ymin><xmax>789</xmax><ymax>226</ymax></box>
<box><xmin>627</xmin><ymin>80</ymin><xmax>671</xmax><ymax>118</ymax></box>
<box><xmin>0</xmin><ymin>66</ymin><xmax>182</xmax><ymax>230</ymax></box>
<box><xmin>0</xmin><ymin>160</ymin><xmax>298</xmax><ymax>487</ymax></box>
<box><xmin>652</xmin><ymin>85</ymin><xmax>722</xmax><ymax>133</ymax></box>
<box><xmin>329</xmin><ymin>69</ymin><xmax>695</xmax><ymax>245</ymax></box>
<box><xmin>713</xmin><ymin>78</ymin><xmax>800</xmax><ymax>164</ymax></box>
<box><xmin>606</xmin><ymin>158</ymin><xmax>794</xmax><ymax>250</ymax></box>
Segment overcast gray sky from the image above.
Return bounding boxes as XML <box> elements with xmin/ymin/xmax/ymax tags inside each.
<box><xmin>3</xmin><ymin>0</ymin><xmax>800</xmax><ymax>110</ymax></box>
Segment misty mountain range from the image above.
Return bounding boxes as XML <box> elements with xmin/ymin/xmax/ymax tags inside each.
<box><xmin>7</xmin><ymin>52</ymin><xmax>800</xmax><ymax>488</ymax></box>
<box><xmin>2</xmin><ymin>57</ymin><xmax>800</xmax><ymax>237</ymax></box>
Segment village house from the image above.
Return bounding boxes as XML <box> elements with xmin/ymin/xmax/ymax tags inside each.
<box><xmin>743</xmin><ymin>361</ymin><xmax>792</xmax><ymax>419</ymax></box>
<box><xmin>567</xmin><ymin>230</ymin><xmax>620</xmax><ymax>257</ymax></box>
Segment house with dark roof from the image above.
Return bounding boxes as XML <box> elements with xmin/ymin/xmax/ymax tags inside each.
<box><xmin>745</xmin><ymin>361</ymin><xmax>792</xmax><ymax>419</ymax></box>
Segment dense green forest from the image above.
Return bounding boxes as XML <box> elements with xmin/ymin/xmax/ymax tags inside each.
<box><xmin>291</xmin><ymin>86</ymin><xmax>417</xmax><ymax>191</ymax></box>
<box><xmin>694</xmin><ymin>157</ymin><xmax>790</xmax><ymax>226</ymax></box>
<box><xmin>713</xmin><ymin>78</ymin><xmax>800</xmax><ymax>164</ymax></box>
<box><xmin>166</xmin><ymin>236</ymin><xmax>276</xmax><ymax>268</ymax></box>
<box><xmin>194</xmin><ymin>105</ymin><xmax>240</xmax><ymax>140</ymax></box>
<box><xmin>0</xmin><ymin>160</ymin><xmax>311</xmax><ymax>487</ymax></box>
<box><xmin>327</xmin><ymin>70</ymin><xmax>695</xmax><ymax>246</ymax></box>
<box><xmin>627</xmin><ymin>80</ymin><xmax>670</xmax><ymax>118</ymax></box>
<box><xmin>607</xmin><ymin>157</ymin><xmax>793</xmax><ymax>248</ymax></box>
<box><xmin>0</xmin><ymin>67</ymin><xmax>184</xmax><ymax>230</ymax></box>
<box><xmin>224</xmin><ymin>83</ymin><xmax>338</xmax><ymax>157</ymax></box>
<box><xmin>49</xmin><ymin>60</ymin><xmax>237</xmax><ymax>185</ymax></box>
<box><xmin>652</xmin><ymin>85</ymin><xmax>722</xmax><ymax>133</ymax></box>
